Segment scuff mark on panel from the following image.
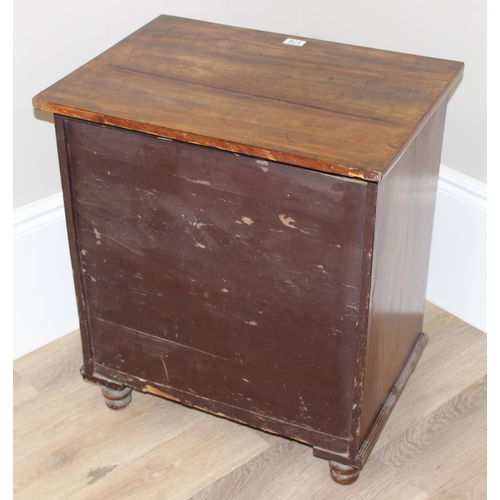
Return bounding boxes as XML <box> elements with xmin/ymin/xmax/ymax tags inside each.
<box><xmin>192</xmin><ymin>219</ymin><xmax>211</xmax><ymax>229</ymax></box>
<box><xmin>160</xmin><ymin>356</ymin><xmax>170</xmax><ymax>384</ymax></box>
<box><xmin>299</xmin><ymin>395</ymin><xmax>309</xmax><ymax>413</ymax></box>
<box><xmin>175</xmin><ymin>174</ymin><xmax>211</xmax><ymax>186</ymax></box>
<box><xmin>106</xmin><ymin>236</ymin><xmax>145</xmax><ymax>256</ymax></box>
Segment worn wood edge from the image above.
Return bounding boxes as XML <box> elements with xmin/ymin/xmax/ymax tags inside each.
<box><xmin>313</xmin><ymin>332</ymin><xmax>429</xmax><ymax>468</ymax></box>
<box><xmin>32</xmin><ymin>104</ymin><xmax>382</xmax><ymax>182</ymax></box>
<box><xmin>80</xmin><ymin>366</ymin><xmax>130</xmax><ymax>392</ymax></box>
<box><xmin>82</xmin><ymin>363</ymin><xmax>351</xmax><ymax>455</ymax></box>
<box><xmin>54</xmin><ymin>115</ymin><xmax>95</xmax><ymax>374</ymax></box>
<box><xmin>381</xmin><ymin>66</ymin><xmax>463</xmax><ymax>180</ymax></box>
<box><xmin>347</xmin><ymin>182</ymin><xmax>378</xmax><ymax>458</ymax></box>
<box><xmin>32</xmin><ymin>65</ymin><xmax>463</xmax><ymax>183</ymax></box>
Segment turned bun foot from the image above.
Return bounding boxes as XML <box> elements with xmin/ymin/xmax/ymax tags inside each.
<box><xmin>101</xmin><ymin>386</ymin><xmax>132</xmax><ymax>410</ymax></box>
<box><xmin>329</xmin><ymin>460</ymin><xmax>360</xmax><ymax>485</ymax></box>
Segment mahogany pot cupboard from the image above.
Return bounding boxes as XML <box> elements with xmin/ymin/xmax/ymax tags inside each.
<box><xmin>33</xmin><ymin>15</ymin><xmax>463</xmax><ymax>485</ymax></box>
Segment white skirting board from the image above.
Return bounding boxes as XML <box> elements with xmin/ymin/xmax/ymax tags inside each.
<box><xmin>12</xmin><ymin>165</ymin><xmax>487</xmax><ymax>358</ymax></box>
<box><xmin>426</xmin><ymin>165</ymin><xmax>487</xmax><ymax>333</ymax></box>
<box><xmin>13</xmin><ymin>194</ymin><xmax>79</xmax><ymax>359</ymax></box>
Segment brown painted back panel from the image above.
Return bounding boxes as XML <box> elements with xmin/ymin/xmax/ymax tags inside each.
<box><xmin>33</xmin><ymin>15</ymin><xmax>463</xmax><ymax>180</ymax></box>
<box><xmin>63</xmin><ymin>117</ymin><xmax>374</xmax><ymax>439</ymax></box>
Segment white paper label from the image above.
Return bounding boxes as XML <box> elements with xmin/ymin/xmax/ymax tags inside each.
<box><xmin>283</xmin><ymin>38</ymin><xmax>306</xmax><ymax>47</ymax></box>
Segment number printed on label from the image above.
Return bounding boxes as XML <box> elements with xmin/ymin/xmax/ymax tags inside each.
<box><xmin>283</xmin><ymin>38</ymin><xmax>306</xmax><ymax>47</ymax></box>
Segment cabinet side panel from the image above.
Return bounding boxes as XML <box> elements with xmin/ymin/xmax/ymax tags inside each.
<box><xmin>360</xmin><ymin>101</ymin><xmax>448</xmax><ymax>443</ymax></box>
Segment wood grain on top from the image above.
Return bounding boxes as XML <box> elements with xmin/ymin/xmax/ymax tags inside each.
<box><xmin>32</xmin><ymin>15</ymin><xmax>463</xmax><ymax>181</ymax></box>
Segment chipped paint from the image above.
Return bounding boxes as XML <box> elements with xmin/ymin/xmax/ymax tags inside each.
<box><xmin>143</xmin><ymin>385</ymin><xmax>180</xmax><ymax>402</ymax></box>
<box><xmin>241</xmin><ymin>217</ymin><xmax>254</xmax><ymax>225</ymax></box>
<box><xmin>221</xmin><ymin>288</ymin><xmax>229</xmax><ymax>293</ymax></box>
<box><xmin>194</xmin><ymin>180</ymin><xmax>211</xmax><ymax>186</ymax></box>
<box><xmin>255</xmin><ymin>160</ymin><xmax>269</xmax><ymax>171</ymax></box>
<box><xmin>279</xmin><ymin>214</ymin><xmax>297</xmax><ymax>229</ymax></box>
<box><xmin>248</xmin><ymin>321</ymin><xmax>258</xmax><ymax>326</ymax></box>
<box><xmin>195</xmin><ymin>242</ymin><xmax>206</xmax><ymax>249</ymax></box>
<box><xmin>81</xmin><ymin>249</ymin><xmax>87</xmax><ymax>255</ymax></box>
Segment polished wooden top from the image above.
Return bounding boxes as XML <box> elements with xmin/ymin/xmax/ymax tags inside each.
<box><xmin>33</xmin><ymin>15</ymin><xmax>463</xmax><ymax>181</ymax></box>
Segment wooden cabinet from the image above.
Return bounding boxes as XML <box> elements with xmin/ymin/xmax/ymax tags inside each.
<box><xmin>33</xmin><ymin>15</ymin><xmax>463</xmax><ymax>484</ymax></box>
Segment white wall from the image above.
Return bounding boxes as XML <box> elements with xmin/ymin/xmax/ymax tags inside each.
<box><xmin>13</xmin><ymin>1</ymin><xmax>487</xmax><ymax>356</ymax></box>
<box><xmin>14</xmin><ymin>0</ymin><xmax>486</xmax><ymax>211</ymax></box>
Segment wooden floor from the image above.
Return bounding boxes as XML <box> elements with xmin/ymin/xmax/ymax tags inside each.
<box><xmin>13</xmin><ymin>302</ymin><xmax>486</xmax><ymax>499</ymax></box>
